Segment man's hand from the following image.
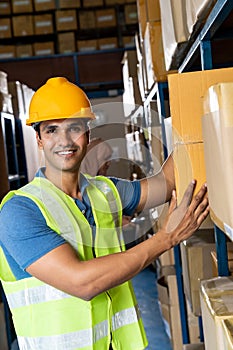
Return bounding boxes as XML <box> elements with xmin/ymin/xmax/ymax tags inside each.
<box><xmin>162</xmin><ymin>180</ymin><xmax>209</xmax><ymax>247</ymax></box>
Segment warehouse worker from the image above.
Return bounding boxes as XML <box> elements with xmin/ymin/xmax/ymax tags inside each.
<box><xmin>0</xmin><ymin>77</ymin><xmax>209</xmax><ymax>350</ymax></box>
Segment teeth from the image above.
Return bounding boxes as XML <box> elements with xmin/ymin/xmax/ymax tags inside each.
<box><xmin>58</xmin><ymin>151</ymin><xmax>73</xmax><ymax>155</ymax></box>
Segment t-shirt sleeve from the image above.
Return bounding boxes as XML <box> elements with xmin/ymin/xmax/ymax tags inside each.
<box><xmin>109</xmin><ymin>177</ymin><xmax>141</xmax><ymax>216</ymax></box>
<box><xmin>0</xmin><ymin>195</ymin><xmax>66</xmax><ymax>271</ymax></box>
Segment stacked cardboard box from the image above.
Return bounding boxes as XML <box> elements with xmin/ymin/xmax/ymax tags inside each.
<box><xmin>202</xmin><ymin>82</ymin><xmax>233</xmax><ymax>238</ymax></box>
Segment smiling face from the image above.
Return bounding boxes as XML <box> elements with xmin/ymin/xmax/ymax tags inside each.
<box><xmin>36</xmin><ymin>118</ymin><xmax>89</xmax><ymax>176</ymax></box>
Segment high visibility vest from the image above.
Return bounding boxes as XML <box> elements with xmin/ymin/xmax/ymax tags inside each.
<box><xmin>0</xmin><ymin>176</ymin><xmax>148</xmax><ymax>350</ymax></box>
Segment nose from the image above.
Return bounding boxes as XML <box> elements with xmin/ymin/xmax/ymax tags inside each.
<box><xmin>57</xmin><ymin>129</ymin><xmax>73</xmax><ymax>146</ymax></box>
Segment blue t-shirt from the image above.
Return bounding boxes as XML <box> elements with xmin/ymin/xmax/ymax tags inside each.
<box><xmin>0</xmin><ymin>169</ymin><xmax>141</xmax><ymax>280</ymax></box>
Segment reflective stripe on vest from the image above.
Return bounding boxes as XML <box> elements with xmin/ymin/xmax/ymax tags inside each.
<box><xmin>1</xmin><ymin>176</ymin><xmax>148</xmax><ymax>350</ymax></box>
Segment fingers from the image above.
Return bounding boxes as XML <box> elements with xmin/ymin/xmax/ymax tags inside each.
<box><xmin>189</xmin><ymin>183</ymin><xmax>208</xmax><ymax>212</ymax></box>
<box><xmin>168</xmin><ymin>190</ymin><xmax>177</xmax><ymax>214</ymax></box>
<box><xmin>179</xmin><ymin>180</ymin><xmax>196</xmax><ymax>209</ymax></box>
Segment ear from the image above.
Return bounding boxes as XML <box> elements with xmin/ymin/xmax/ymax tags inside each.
<box><xmin>36</xmin><ymin>132</ymin><xmax>43</xmax><ymax>150</ymax></box>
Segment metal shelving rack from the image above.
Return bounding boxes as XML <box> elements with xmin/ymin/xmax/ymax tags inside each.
<box><xmin>174</xmin><ymin>0</ymin><xmax>233</xmax><ymax>345</ymax></box>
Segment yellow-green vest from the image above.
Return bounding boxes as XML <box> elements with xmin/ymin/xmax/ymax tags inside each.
<box><xmin>0</xmin><ymin>176</ymin><xmax>148</xmax><ymax>350</ymax></box>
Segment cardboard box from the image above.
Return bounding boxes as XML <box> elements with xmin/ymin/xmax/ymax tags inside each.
<box><xmin>183</xmin><ymin>344</ymin><xmax>205</xmax><ymax>350</ymax></box>
<box><xmin>79</xmin><ymin>10</ymin><xmax>96</xmax><ymax>30</ymax></box>
<box><xmin>221</xmin><ymin>318</ymin><xmax>233</xmax><ymax>349</ymax></box>
<box><xmin>186</xmin><ymin>0</ymin><xmax>216</xmax><ymax>35</ymax></box>
<box><xmin>16</xmin><ymin>44</ymin><xmax>33</xmax><ymax>58</ymax></box>
<box><xmin>83</xmin><ymin>0</ymin><xmax>103</xmax><ymax>6</ymax></box>
<box><xmin>98</xmin><ymin>37</ymin><xmax>118</xmax><ymax>50</ymax></box>
<box><xmin>33</xmin><ymin>14</ymin><xmax>53</xmax><ymax>35</ymax></box>
<box><xmin>8</xmin><ymin>81</ymin><xmax>26</xmax><ymax>119</ymax></box>
<box><xmin>122</xmin><ymin>36</ymin><xmax>135</xmax><ymax>48</ymax></box>
<box><xmin>200</xmin><ymin>277</ymin><xmax>233</xmax><ymax>350</ymax></box>
<box><xmin>159</xmin><ymin>0</ymin><xmax>190</xmax><ymax>71</ymax></box>
<box><xmin>180</xmin><ymin>229</ymin><xmax>216</xmax><ymax>316</ymax></box>
<box><xmin>0</xmin><ymin>18</ymin><xmax>12</xmax><ymax>39</ymax></box>
<box><xmin>0</xmin><ymin>71</ymin><xmax>8</xmax><ymax>94</ymax></box>
<box><xmin>157</xmin><ymin>265</ymin><xmax>182</xmax><ymax>350</ymax></box>
<box><xmin>202</xmin><ymin>82</ymin><xmax>233</xmax><ymax>237</ymax></box>
<box><xmin>0</xmin><ymin>1</ymin><xmax>11</xmax><ymax>15</ymax></box>
<box><xmin>0</xmin><ymin>45</ymin><xmax>16</xmax><ymax>59</ymax></box>
<box><xmin>143</xmin><ymin>21</ymin><xmax>172</xmax><ymax>88</ymax></box>
<box><xmin>33</xmin><ymin>42</ymin><xmax>54</xmax><ymax>56</ymax></box>
<box><xmin>55</xmin><ymin>9</ymin><xmax>77</xmax><ymax>31</ymax></box>
<box><xmin>77</xmin><ymin>39</ymin><xmax>98</xmax><ymax>53</ymax></box>
<box><xmin>58</xmin><ymin>32</ymin><xmax>76</xmax><ymax>54</ymax></box>
<box><xmin>169</xmin><ymin>67</ymin><xmax>233</xmax><ymax>207</ymax></box>
<box><xmin>33</xmin><ymin>0</ymin><xmax>56</xmax><ymax>11</ymax></box>
<box><xmin>96</xmin><ymin>8</ymin><xmax>116</xmax><ymax>28</ymax></box>
<box><xmin>57</xmin><ymin>0</ymin><xmax>81</xmax><ymax>8</ymax></box>
<box><xmin>124</xmin><ymin>4</ymin><xmax>138</xmax><ymax>24</ymax></box>
<box><xmin>0</xmin><ymin>92</ymin><xmax>13</xmax><ymax>114</ymax></box>
<box><xmin>136</xmin><ymin>0</ymin><xmax>147</xmax><ymax>39</ymax></box>
<box><xmin>12</xmin><ymin>15</ymin><xmax>34</xmax><ymax>37</ymax></box>
<box><xmin>146</xmin><ymin>0</ymin><xmax>161</xmax><ymax>21</ymax></box>
<box><xmin>12</xmin><ymin>0</ymin><xmax>33</xmax><ymax>13</ymax></box>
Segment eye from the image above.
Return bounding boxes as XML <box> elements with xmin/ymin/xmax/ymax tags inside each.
<box><xmin>46</xmin><ymin>127</ymin><xmax>57</xmax><ymax>134</ymax></box>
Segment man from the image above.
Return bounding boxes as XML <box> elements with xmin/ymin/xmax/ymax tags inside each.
<box><xmin>0</xmin><ymin>77</ymin><xmax>209</xmax><ymax>350</ymax></box>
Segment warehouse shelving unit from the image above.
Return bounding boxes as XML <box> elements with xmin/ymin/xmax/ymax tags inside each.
<box><xmin>173</xmin><ymin>0</ymin><xmax>233</xmax><ymax>345</ymax></box>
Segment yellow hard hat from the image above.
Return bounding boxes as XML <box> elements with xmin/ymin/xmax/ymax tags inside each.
<box><xmin>26</xmin><ymin>77</ymin><xmax>95</xmax><ymax>126</ymax></box>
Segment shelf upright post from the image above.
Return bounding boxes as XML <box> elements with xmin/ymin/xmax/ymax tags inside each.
<box><xmin>214</xmin><ymin>225</ymin><xmax>230</xmax><ymax>276</ymax></box>
<box><xmin>200</xmin><ymin>40</ymin><xmax>213</xmax><ymax>70</ymax></box>
<box><xmin>157</xmin><ymin>82</ymin><xmax>168</xmax><ymax>160</ymax></box>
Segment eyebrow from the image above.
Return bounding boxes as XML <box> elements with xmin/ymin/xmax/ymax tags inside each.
<box><xmin>41</xmin><ymin>121</ymin><xmax>86</xmax><ymax>132</ymax></box>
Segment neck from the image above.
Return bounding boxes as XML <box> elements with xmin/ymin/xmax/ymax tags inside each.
<box><xmin>44</xmin><ymin>168</ymin><xmax>82</xmax><ymax>200</ymax></box>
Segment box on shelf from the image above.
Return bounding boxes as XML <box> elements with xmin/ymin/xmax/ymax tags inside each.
<box><xmin>146</xmin><ymin>0</ymin><xmax>161</xmax><ymax>21</ymax></box>
<box><xmin>57</xmin><ymin>0</ymin><xmax>81</xmax><ymax>8</ymax></box>
<box><xmin>124</xmin><ymin>4</ymin><xmax>138</xmax><ymax>25</ymax></box>
<box><xmin>98</xmin><ymin>37</ymin><xmax>118</xmax><ymax>50</ymax></box>
<box><xmin>0</xmin><ymin>92</ymin><xmax>13</xmax><ymax>114</ymax></box>
<box><xmin>0</xmin><ymin>1</ymin><xmax>11</xmax><ymax>15</ymax></box>
<box><xmin>55</xmin><ymin>10</ymin><xmax>77</xmax><ymax>32</ymax></box>
<box><xmin>105</xmin><ymin>0</ymin><xmax>125</xmax><ymax>4</ymax></box>
<box><xmin>78</xmin><ymin>10</ymin><xmax>96</xmax><ymax>30</ymax></box>
<box><xmin>33</xmin><ymin>42</ymin><xmax>55</xmax><ymax>56</ymax></box>
<box><xmin>200</xmin><ymin>276</ymin><xmax>233</xmax><ymax>350</ymax></box>
<box><xmin>186</xmin><ymin>0</ymin><xmax>217</xmax><ymax>37</ymax></box>
<box><xmin>169</xmin><ymin>67</ymin><xmax>233</xmax><ymax>206</ymax></box>
<box><xmin>0</xmin><ymin>46</ymin><xmax>16</xmax><ymax>60</ymax></box>
<box><xmin>0</xmin><ymin>71</ymin><xmax>8</xmax><ymax>95</ymax></box>
<box><xmin>122</xmin><ymin>50</ymin><xmax>142</xmax><ymax>116</ymax></box>
<box><xmin>0</xmin><ymin>18</ymin><xmax>12</xmax><ymax>39</ymax></box>
<box><xmin>202</xmin><ymin>82</ymin><xmax>233</xmax><ymax>238</ymax></box>
<box><xmin>180</xmin><ymin>228</ymin><xmax>216</xmax><ymax>316</ymax></box>
<box><xmin>143</xmin><ymin>21</ymin><xmax>171</xmax><ymax>89</ymax></box>
<box><xmin>33</xmin><ymin>0</ymin><xmax>56</xmax><ymax>11</ymax></box>
<box><xmin>136</xmin><ymin>0</ymin><xmax>147</xmax><ymax>39</ymax></box>
<box><xmin>221</xmin><ymin>318</ymin><xmax>233</xmax><ymax>350</ymax></box>
<box><xmin>183</xmin><ymin>344</ymin><xmax>205</xmax><ymax>350</ymax></box>
<box><xmin>157</xmin><ymin>265</ymin><xmax>182</xmax><ymax>350</ymax></box>
<box><xmin>77</xmin><ymin>39</ymin><xmax>98</xmax><ymax>53</ymax></box>
<box><xmin>122</xmin><ymin>36</ymin><xmax>136</xmax><ymax>48</ymax></box>
<box><xmin>12</xmin><ymin>0</ymin><xmax>33</xmax><ymax>13</ymax></box>
<box><xmin>159</xmin><ymin>0</ymin><xmax>190</xmax><ymax>71</ymax></box>
<box><xmin>95</xmin><ymin>8</ymin><xmax>117</xmax><ymax>28</ymax></box>
<box><xmin>83</xmin><ymin>0</ymin><xmax>104</xmax><ymax>7</ymax></box>
<box><xmin>8</xmin><ymin>81</ymin><xmax>26</xmax><ymax>119</ymax></box>
<box><xmin>16</xmin><ymin>44</ymin><xmax>33</xmax><ymax>58</ymax></box>
<box><xmin>58</xmin><ymin>32</ymin><xmax>76</xmax><ymax>54</ymax></box>
<box><xmin>33</xmin><ymin>14</ymin><xmax>54</xmax><ymax>35</ymax></box>
<box><xmin>12</xmin><ymin>15</ymin><xmax>34</xmax><ymax>37</ymax></box>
